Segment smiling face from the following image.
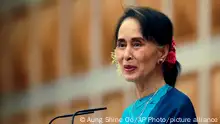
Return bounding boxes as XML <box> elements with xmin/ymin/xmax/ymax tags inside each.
<box><xmin>115</xmin><ymin>17</ymin><xmax>161</xmax><ymax>82</ymax></box>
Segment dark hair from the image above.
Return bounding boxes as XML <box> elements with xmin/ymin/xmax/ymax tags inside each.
<box><xmin>114</xmin><ymin>6</ymin><xmax>181</xmax><ymax>87</ymax></box>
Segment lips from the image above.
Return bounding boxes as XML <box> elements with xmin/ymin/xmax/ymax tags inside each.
<box><xmin>123</xmin><ymin>65</ymin><xmax>137</xmax><ymax>72</ymax></box>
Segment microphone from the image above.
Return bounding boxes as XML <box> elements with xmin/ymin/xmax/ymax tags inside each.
<box><xmin>49</xmin><ymin>107</ymin><xmax>107</xmax><ymax>124</ymax></box>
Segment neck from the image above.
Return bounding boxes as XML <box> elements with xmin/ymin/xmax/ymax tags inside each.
<box><xmin>135</xmin><ymin>67</ymin><xmax>165</xmax><ymax>99</ymax></box>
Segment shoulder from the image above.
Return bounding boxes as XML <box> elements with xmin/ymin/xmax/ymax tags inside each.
<box><xmin>151</xmin><ymin>87</ymin><xmax>195</xmax><ymax>114</ymax></box>
<box><xmin>167</xmin><ymin>87</ymin><xmax>194</xmax><ymax>107</ymax></box>
<box><xmin>165</xmin><ymin>87</ymin><xmax>197</xmax><ymax>117</ymax></box>
<box><xmin>152</xmin><ymin>87</ymin><xmax>196</xmax><ymax>116</ymax></box>
<box><xmin>151</xmin><ymin>87</ymin><xmax>197</xmax><ymax>116</ymax></box>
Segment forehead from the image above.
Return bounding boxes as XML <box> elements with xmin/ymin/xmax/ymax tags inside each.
<box><xmin>118</xmin><ymin>17</ymin><xmax>143</xmax><ymax>39</ymax></box>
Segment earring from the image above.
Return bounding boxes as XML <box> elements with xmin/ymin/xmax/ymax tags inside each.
<box><xmin>158</xmin><ymin>59</ymin><xmax>164</xmax><ymax>64</ymax></box>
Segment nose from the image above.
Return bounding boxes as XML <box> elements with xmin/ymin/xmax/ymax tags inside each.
<box><xmin>124</xmin><ymin>46</ymin><xmax>133</xmax><ymax>61</ymax></box>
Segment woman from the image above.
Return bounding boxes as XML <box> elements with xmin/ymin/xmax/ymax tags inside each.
<box><xmin>112</xmin><ymin>7</ymin><xmax>197</xmax><ymax>124</ymax></box>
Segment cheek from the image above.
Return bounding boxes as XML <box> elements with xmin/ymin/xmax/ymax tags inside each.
<box><xmin>137</xmin><ymin>48</ymin><xmax>158</xmax><ymax>69</ymax></box>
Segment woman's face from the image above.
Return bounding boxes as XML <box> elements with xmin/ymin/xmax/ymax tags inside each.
<box><xmin>115</xmin><ymin>17</ymin><xmax>161</xmax><ymax>82</ymax></box>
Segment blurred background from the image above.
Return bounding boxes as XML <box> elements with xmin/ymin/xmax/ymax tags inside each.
<box><xmin>0</xmin><ymin>0</ymin><xmax>220</xmax><ymax>124</ymax></box>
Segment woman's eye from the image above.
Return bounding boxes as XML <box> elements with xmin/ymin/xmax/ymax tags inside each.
<box><xmin>133</xmin><ymin>42</ymin><xmax>142</xmax><ymax>47</ymax></box>
<box><xmin>117</xmin><ymin>42</ymin><xmax>126</xmax><ymax>48</ymax></box>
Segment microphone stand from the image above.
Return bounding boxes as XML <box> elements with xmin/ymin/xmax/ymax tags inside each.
<box><xmin>71</xmin><ymin>107</ymin><xmax>107</xmax><ymax>124</ymax></box>
<box><xmin>48</xmin><ymin>107</ymin><xmax>107</xmax><ymax>124</ymax></box>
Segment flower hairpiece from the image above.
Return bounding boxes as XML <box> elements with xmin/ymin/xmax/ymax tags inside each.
<box><xmin>165</xmin><ymin>38</ymin><xmax>177</xmax><ymax>67</ymax></box>
<box><xmin>111</xmin><ymin>50</ymin><xmax>122</xmax><ymax>75</ymax></box>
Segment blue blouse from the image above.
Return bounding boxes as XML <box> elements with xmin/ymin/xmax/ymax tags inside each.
<box><xmin>120</xmin><ymin>84</ymin><xmax>197</xmax><ymax>124</ymax></box>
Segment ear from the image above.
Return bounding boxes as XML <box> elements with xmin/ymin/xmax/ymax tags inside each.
<box><xmin>157</xmin><ymin>44</ymin><xmax>169</xmax><ymax>62</ymax></box>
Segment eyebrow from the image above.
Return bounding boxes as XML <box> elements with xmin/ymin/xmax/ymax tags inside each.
<box><xmin>131</xmin><ymin>37</ymin><xmax>145</xmax><ymax>41</ymax></box>
<box><xmin>117</xmin><ymin>37</ymin><xmax>145</xmax><ymax>42</ymax></box>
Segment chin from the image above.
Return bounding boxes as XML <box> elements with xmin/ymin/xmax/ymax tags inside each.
<box><xmin>123</xmin><ymin>74</ymin><xmax>139</xmax><ymax>82</ymax></box>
